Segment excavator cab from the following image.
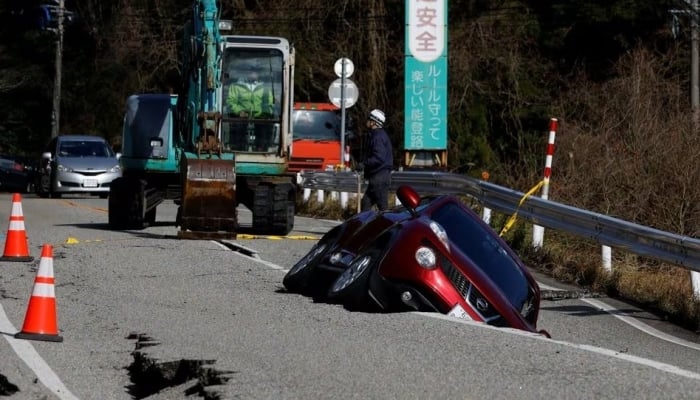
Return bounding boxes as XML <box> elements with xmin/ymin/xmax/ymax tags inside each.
<box><xmin>217</xmin><ymin>36</ymin><xmax>297</xmax><ymax>235</ymax></box>
<box><xmin>221</xmin><ymin>49</ymin><xmax>284</xmax><ymax>154</ymax></box>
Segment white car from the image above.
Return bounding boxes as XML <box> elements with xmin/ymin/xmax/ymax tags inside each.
<box><xmin>36</xmin><ymin>135</ymin><xmax>122</xmax><ymax>198</ymax></box>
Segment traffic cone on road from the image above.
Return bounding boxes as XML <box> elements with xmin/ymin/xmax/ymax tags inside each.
<box><xmin>15</xmin><ymin>244</ymin><xmax>63</xmax><ymax>342</ymax></box>
<box><xmin>0</xmin><ymin>193</ymin><xmax>33</xmax><ymax>262</ymax></box>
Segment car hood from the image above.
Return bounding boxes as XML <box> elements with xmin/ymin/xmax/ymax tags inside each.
<box><xmin>57</xmin><ymin>157</ymin><xmax>119</xmax><ymax>170</ymax></box>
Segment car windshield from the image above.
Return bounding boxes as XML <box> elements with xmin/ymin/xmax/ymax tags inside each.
<box><xmin>292</xmin><ymin>110</ymin><xmax>340</xmax><ymax>140</ymax></box>
<box><xmin>430</xmin><ymin>202</ymin><xmax>530</xmax><ymax>308</ymax></box>
<box><xmin>59</xmin><ymin>140</ymin><xmax>113</xmax><ymax>158</ymax></box>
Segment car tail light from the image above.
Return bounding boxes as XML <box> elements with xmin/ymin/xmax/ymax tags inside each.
<box><xmin>415</xmin><ymin>246</ymin><xmax>437</xmax><ymax>269</ymax></box>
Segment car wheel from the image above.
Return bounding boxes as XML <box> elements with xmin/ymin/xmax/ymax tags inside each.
<box><xmin>37</xmin><ymin>175</ymin><xmax>50</xmax><ymax>198</ymax></box>
<box><xmin>145</xmin><ymin>208</ymin><xmax>156</xmax><ymax>226</ymax></box>
<box><xmin>326</xmin><ymin>247</ymin><xmax>382</xmax><ymax>311</ymax></box>
<box><xmin>283</xmin><ymin>227</ymin><xmax>341</xmax><ymax>296</ymax></box>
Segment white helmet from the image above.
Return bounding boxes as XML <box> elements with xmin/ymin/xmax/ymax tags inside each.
<box><xmin>369</xmin><ymin>109</ymin><xmax>386</xmax><ymax>127</ymax></box>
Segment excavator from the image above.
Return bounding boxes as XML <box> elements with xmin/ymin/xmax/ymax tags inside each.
<box><xmin>108</xmin><ymin>0</ymin><xmax>297</xmax><ymax>238</ymax></box>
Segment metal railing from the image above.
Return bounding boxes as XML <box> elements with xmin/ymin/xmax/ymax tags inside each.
<box><xmin>299</xmin><ymin>170</ymin><xmax>700</xmax><ymax>273</ymax></box>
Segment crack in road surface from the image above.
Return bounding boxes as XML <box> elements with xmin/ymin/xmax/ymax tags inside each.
<box><xmin>0</xmin><ymin>374</ymin><xmax>19</xmax><ymax>396</ymax></box>
<box><xmin>126</xmin><ymin>332</ymin><xmax>234</xmax><ymax>399</ymax></box>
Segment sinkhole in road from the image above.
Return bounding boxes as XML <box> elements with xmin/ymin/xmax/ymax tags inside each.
<box><xmin>126</xmin><ymin>332</ymin><xmax>234</xmax><ymax>399</ymax></box>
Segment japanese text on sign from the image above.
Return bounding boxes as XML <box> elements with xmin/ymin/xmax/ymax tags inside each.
<box><xmin>407</xmin><ymin>0</ymin><xmax>445</xmax><ymax>63</ymax></box>
<box><xmin>404</xmin><ymin>0</ymin><xmax>447</xmax><ymax>150</ymax></box>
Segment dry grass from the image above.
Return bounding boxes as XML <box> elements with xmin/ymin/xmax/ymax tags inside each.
<box><xmin>295</xmin><ymin>192</ymin><xmax>355</xmax><ymax>221</ymax></box>
<box><xmin>506</xmin><ymin>224</ymin><xmax>700</xmax><ymax>331</ymax></box>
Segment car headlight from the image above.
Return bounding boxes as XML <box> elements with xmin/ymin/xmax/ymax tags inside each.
<box><xmin>56</xmin><ymin>164</ymin><xmax>72</xmax><ymax>173</ymax></box>
<box><xmin>109</xmin><ymin>165</ymin><xmax>121</xmax><ymax>173</ymax></box>
<box><xmin>429</xmin><ymin>221</ymin><xmax>450</xmax><ymax>252</ymax></box>
<box><xmin>415</xmin><ymin>246</ymin><xmax>437</xmax><ymax>269</ymax></box>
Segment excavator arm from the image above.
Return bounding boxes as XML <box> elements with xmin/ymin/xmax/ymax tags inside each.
<box><xmin>176</xmin><ymin>0</ymin><xmax>238</xmax><ymax>238</ymax></box>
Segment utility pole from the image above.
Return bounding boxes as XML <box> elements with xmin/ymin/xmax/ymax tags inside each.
<box><xmin>692</xmin><ymin>0</ymin><xmax>699</xmax><ymax>124</ymax></box>
<box><xmin>50</xmin><ymin>0</ymin><xmax>64</xmax><ymax>139</ymax></box>
<box><xmin>671</xmin><ymin>0</ymin><xmax>700</xmax><ymax>124</ymax></box>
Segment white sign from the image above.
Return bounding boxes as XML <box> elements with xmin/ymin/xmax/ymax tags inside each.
<box><xmin>407</xmin><ymin>0</ymin><xmax>445</xmax><ymax>63</ymax></box>
<box><xmin>334</xmin><ymin>58</ymin><xmax>354</xmax><ymax>78</ymax></box>
<box><xmin>328</xmin><ymin>78</ymin><xmax>359</xmax><ymax>108</ymax></box>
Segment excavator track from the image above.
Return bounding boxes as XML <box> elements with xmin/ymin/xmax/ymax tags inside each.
<box><xmin>252</xmin><ymin>182</ymin><xmax>294</xmax><ymax>235</ymax></box>
<box><xmin>178</xmin><ymin>157</ymin><xmax>237</xmax><ymax>239</ymax></box>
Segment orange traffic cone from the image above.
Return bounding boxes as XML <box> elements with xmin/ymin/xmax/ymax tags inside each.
<box><xmin>0</xmin><ymin>193</ymin><xmax>33</xmax><ymax>262</ymax></box>
<box><xmin>15</xmin><ymin>244</ymin><xmax>63</xmax><ymax>342</ymax></box>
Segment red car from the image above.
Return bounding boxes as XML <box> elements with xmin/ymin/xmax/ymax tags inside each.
<box><xmin>283</xmin><ymin>185</ymin><xmax>548</xmax><ymax>335</ymax></box>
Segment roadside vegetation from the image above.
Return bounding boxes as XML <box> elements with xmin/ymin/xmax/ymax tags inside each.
<box><xmin>2</xmin><ymin>1</ymin><xmax>699</xmax><ymax>329</ymax></box>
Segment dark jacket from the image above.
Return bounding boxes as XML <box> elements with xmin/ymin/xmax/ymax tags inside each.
<box><xmin>364</xmin><ymin>127</ymin><xmax>392</xmax><ymax>177</ymax></box>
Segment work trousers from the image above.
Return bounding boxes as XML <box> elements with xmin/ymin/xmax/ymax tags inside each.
<box><xmin>361</xmin><ymin>169</ymin><xmax>391</xmax><ymax>212</ymax></box>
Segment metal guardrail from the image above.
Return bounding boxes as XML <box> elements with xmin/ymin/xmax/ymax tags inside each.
<box><xmin>299</xmin><ymin>170</ymin><xmax>700</xmax><ymax>272</ymax></box>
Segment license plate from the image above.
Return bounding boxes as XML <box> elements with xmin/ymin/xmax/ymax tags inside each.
<box><xmin>84</xmin><ymin>179</ymin><xmax>98</xmax><ymax>187</ymax></box>
<box><xmin>447</xmin><ymin>304</ymin><xmax>473</xmax><ymax>321</ymax></box>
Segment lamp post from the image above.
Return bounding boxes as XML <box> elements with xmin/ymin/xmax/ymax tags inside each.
<box><xmin>50</xmin><ymin>0</ymin><xmax>64</xmax><ymax>139</ymax></box>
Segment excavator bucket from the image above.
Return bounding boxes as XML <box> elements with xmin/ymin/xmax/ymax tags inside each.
<box><xmin>178</xmin><ymin>157</ymin><xmax>237</xmax><ymax>239</ymax></box>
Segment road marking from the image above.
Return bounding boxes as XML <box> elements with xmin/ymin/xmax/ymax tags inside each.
<box><xmin>539</xmin><ymin>283</ymin><xmax>700</xmax><ymax>352</ymax></box>
<box><xmin>581</xmin><ymin>297</ymin><xmax>700</xmax><ymax>351</ymax></box>
<box><xmin>417</xmin><ymin>311</ymin><xmax>700</xmax><ymax>381</ymax></box>
<box><xmin>0</xmin><ymin>304</ymin><xmax>79</xmax><ymax>400</ymax></box>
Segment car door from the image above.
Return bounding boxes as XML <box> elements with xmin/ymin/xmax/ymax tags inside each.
<box><xmin>0</xmin><ymin>157</ymin><xmax>26</xmax><ymax>192</ymax></box>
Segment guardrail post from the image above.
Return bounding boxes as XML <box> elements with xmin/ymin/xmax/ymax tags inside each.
<box><xmin>481</xmin><ymin>171</ymin><xmax>492</xmax><ymax>224</ymax></box>
<box><xmin>692</xmin><ymin>273</ymin><xmax>700</xmax><ymax>299</ymax></box>
<box><xmin>602</xmin><ymin>245</ymin><xmax>612</xmax><ymax>273</ymax></box>
<box><xmin>533</xmin><ymin>118</ymin><xmax>558</xmax><ymax>249</ymax></box>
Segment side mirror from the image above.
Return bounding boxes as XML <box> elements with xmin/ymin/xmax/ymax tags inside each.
<box><xmin>396</xmin><ymin>185</ymin><xmax>421</xmax><ymax>217</ymax></box>
<box><xmin>41</xmin><ymin>152</ymin><xmax>52</xmax><ymax>160</ymax></box>
<box><xmin>116</xmin><ymin>152</ymin><xmax>122</xmax><ymax>160</ymax></box>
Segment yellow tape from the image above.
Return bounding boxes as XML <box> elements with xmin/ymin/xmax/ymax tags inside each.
<box><xmin>64</xmin><ymin>236</ymin><xmax>104</xmax><ymax>244</ymax></box>
<box><xmin>498</xmin><ymin>180</ymin><xmax>544</xmax><ymax>237</ymax></box>
<box><xmin>237</xmin><ymin>234</ymin><xmax>320</xmax><ymax>240</ymax></box>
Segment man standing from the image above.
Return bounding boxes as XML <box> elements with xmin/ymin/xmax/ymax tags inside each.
<box><xmin>358</xmin><ymin>109</ymin><xmax>393</xmax><ymax>211</ymax></box>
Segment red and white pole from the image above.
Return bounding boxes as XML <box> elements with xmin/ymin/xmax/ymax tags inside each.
<box><xmin>532</xmin><ymin>118</ymin><xmax>558</xmax><ymax>249</ymax></box>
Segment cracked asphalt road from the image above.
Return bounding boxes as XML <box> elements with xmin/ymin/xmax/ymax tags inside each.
<box><xmin>1</xmin><ymin>193</ymin><xmax>700</xmax><ymax>399</ymax></box>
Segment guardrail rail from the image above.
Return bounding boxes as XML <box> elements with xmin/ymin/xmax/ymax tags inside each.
<box><xmin>299</xmin><ymin>170</ymin><xmax>700</xmax><ymax>272</ymax></box>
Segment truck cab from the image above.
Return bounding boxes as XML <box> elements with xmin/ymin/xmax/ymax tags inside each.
<box><xmin>288</xmin><ymin>102</ymin><xmax>352</xmax><ymax>172</ymax></box>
